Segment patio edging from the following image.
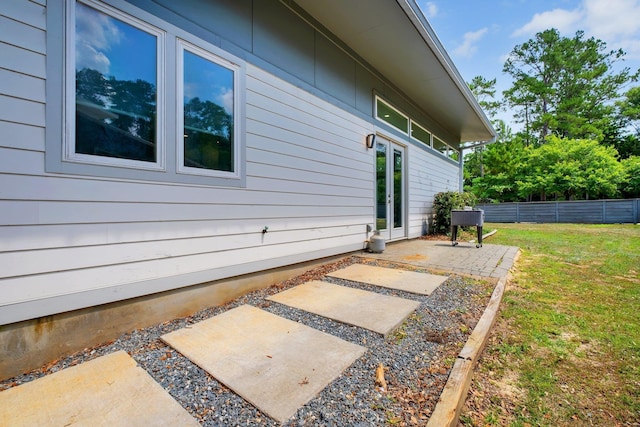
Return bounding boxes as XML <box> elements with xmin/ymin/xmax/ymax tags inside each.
<box><xmin>426</xmin><ymin>249</ymin><xmax>520</xmax><ymax>426</ymax></box>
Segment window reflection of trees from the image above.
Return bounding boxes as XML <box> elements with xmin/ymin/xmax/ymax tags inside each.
<box><xmin>183</xmin><ymin>97</ymin><xmax>233</xmax><ymax>172</ymax></box>
<box><xmin>75</xmin><ymin>68</ymin><xmax>233</xmax><ymax>171</ymax></box>
<box><xmin>75</xmin><ymin>68</ymin><xmax>156</xmax><ymax>162</ymax></box>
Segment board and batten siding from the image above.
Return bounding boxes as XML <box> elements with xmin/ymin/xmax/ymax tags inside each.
<box><xmin>0</xmin><ymin>2</ymin><xmax>374</xmax><ymax>324</ymax></box>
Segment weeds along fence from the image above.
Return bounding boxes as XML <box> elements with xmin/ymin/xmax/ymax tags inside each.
<box><xmin>477</xmin><ymin>199</ymin><xmax>640</xmax><ymax>224</ymax></box>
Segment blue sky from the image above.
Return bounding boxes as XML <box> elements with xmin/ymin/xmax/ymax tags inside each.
<box><xmin>76</xmin><ymin>2</ymin><xmax>233</xmax><ymax>114</ymax></box>
<box><xmin>418</xmin><ymin>0</ymin><xmax>640</xmax><ymax>126</ymax></box>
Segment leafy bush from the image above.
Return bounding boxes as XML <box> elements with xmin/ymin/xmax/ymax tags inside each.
<box><xmin>432</xmin><ymin>191</ymin><xmax>478</xmax><ymax>234</ymax></box>
<box><xmin>621</xmin><ymin>156</ymin><xmax>640</xmax><ymax>198</ymax></box>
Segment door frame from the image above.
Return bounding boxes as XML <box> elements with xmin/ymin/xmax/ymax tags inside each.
<box><xmin>374</xmin><ymin>134</ymin><xmax>407</xmax><ymax>241</ymax></box>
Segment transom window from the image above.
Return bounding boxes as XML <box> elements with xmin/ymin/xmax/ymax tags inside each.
<box><xmin>433</xmin><ymin>136</ymin><xmax>447</xmax><ymax>154</ymax></box>
<box><xmin>375</xmin><ymin>96</ymin><xmax>458</xmax><ymax>160</ymax></box>
<box><xmin>376</xmin><ymin>98</ymin><xmax>408</xmax><ymax>133</ymax></box>
<box><xmin>410</xmin><ymin>121</ymin><xmax>431</xmax><ymax>146</ymax></box>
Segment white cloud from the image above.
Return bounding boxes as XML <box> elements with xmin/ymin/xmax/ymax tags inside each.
<box><xmin>75</xmin><ymin>3</ymin><xmax>122</xmax><ymax>73</ymax></box>
<box><xmin>218</xmin><ymin>88</ymin><xmax>234</xmax><ymax>115</ymax></box>
<box><xmin>426</xmin><ymin>2</ymin><xmax>438</xmax><ymax>18</ymax></box>
<box><xmin>76</xmin><ymin>43</ymin><xmax>111</xmax><ymax>75</ymax></box>
<box><xmin>453</xmin><ymin>28</ymin><xmax>488</xmax><ymax>58</ymax></box>
<box><xmin>417</xmin><ymin>1</ymin><xmax>438</xmax><ymax>18</ymax></box>
<box><xmin>511</xmin><ymin>8</ymin><xmax>582</xmax><ymax>37</ymax></box>
<box><xmin>511</xmin><ymin>0</ymin><xmax>640</xmax><ymax>59</ymax></box>
<box><xmin>583</xmin><ymin>0</ymin><xmax>640</xmax><ymax>39</ymax></box>
<box><xmin>583</xmin><ymin>0</ymin><xmax>640</xmax><ymax>59</ymax></box>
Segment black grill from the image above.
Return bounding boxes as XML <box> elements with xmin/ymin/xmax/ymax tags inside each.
<box><xmin>451</xmin><ymin>209</ymin><xmax>484</xmax><ymax>248</ymax></box>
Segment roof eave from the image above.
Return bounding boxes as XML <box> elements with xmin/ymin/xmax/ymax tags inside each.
<box><xmin>286</xmin><ymin>0</ymin><xmax>497</xmax><ymax>146</ymax></box>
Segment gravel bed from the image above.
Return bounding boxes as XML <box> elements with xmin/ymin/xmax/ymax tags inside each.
<box><xmin>1</xmin><ymin>256</ymin><xmax>494</xmax><ymax>426</ymax></box>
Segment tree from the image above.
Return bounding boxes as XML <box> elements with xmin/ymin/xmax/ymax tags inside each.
<box><xmin>503</xmin><ymin>29</ymin><xmax>635</xmax><ymax>144</ymax></box>
<box><xmin>464</xmin><ymin>76</ymin><xmax>503</xmax><ymax>185</ymax></box>
<box><xmin>183</xmin><ymin>97</ymin><xmax>233</xmax><ymax>171</ymax></box>
<box><xmin>75</xmin><ymin>68</ymin><xmax>157</xmax><ymax>161</ymax></box>
<box><xmin>620</xmin><ymin>156</ymin><xmax>640</xmax><ymax>198</ymax></box>
<box><xmin>613</xmin><ymin>86</ymin><xmax>640</xmax><ymax>159</ymax></box>
<box><xmin>469</xmin><ymin>128</ymin><xmax>525</xmax><ymax>202</ymax></box>
<box><xmin>468</xmin><ymin>76</ymin><xmax>502</xmax><ymax>118</ymax></box>
<box><xmin>517</xmin><ymin>136</ymin><xmax>624</xmax><ymax>200</ymax></box>
<box><xmin>619</xmin><ymin>86</ymin><xmax>640</xmax><ymax>131</ymax></box>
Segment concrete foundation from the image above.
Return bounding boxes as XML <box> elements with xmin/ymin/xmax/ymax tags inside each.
<box><xmin>0</xmin><ymin>255</ymin><xmax>346</xmax><ymax>381</ymax></box>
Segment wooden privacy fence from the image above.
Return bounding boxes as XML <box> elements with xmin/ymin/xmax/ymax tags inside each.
<box><xmin>477</xmin><ymin>199</ymin><xmax>640</xmax><ymax>224</ymax></box>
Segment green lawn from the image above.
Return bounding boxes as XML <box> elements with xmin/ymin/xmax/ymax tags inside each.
<box><xmin>463</xmin><ymin>223</ymin><xmax>640</xmax><ymax>426</ymax></box>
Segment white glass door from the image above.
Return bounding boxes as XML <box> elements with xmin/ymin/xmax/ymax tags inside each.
<box><xmin>375</xmin><ymin>136</ymin><xmax>406</xmax><ymax>240</ymax></box>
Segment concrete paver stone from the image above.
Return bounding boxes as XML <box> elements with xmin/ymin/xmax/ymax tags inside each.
<box><xmin>161</xmin><ymin>304</ymin><xmax>366</xmax><ymax>423</ymax></box>
<box><xmin>360</xmin><ymin>240</ymin><xmax>518</xmax><ymax>279</ymax></box>
<box><xmin>266</xmin><ymin>280</ymin><xmax>421</xmax><ymax>336</ymax></box>
<box><xmin>0</xmin><ymin>350</ymin><xmax>199</xmax><ymax>427</ymax></box>
<box><xmin>327</xmin><ymin>263</ymin><xmax>447</xmax><ymax>295</ymax></box>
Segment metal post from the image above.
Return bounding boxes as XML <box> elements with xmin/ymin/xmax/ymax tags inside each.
<box><xmin>458</xmin><ymin>150</ymin><xmax>464</xmax><ymax>192</ymax></box>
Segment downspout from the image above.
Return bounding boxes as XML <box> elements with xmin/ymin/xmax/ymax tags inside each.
<box><xmin>459</xmin><ymin>151</ymin><xmax>464</xmax><ymax>192</ymax></box>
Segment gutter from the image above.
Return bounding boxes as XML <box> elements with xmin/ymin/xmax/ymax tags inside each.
<box><xmin>461</xmin><ymin>135</ymin><xmax>498</xmax><ymax>151</ymax></box>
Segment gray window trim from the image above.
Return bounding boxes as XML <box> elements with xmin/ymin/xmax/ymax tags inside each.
<box><xmin>45</xmin><ymin>0</ymin><xmax>246</xmax><ymax>188</ymax></box>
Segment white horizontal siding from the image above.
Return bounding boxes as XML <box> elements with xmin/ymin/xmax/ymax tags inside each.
<box><xmin>0</xmin><ymin>121</ymin><xmax>45</xmax><ymax>151</ymax></box>
<box><xmin>247</xmin><ymin>147</ymin><xmax>370</xmax><ymax>184</ymax></box>
<box><xmin>0</xmin><ymin>173</ymin><xmax>371</xmax><ymax>206</ymax></box>
<box><xmin>0</xmin><ymin>14</ymin><xmax>46</xmax><ymax>54</ymax></box>
<box><xmin>0</xmin><ymin>3</ymin><xmax>462</xmax><ymax>324</ymax></box>
<box><xmin>406</xmin><ymin>145</ymin><xmax>460</xmax><ymax>237</ymax></box>
<box><xmin>0</xmin><ymin>234</ymin><xmax>363</xmax><ymax>307</ymax></box>
<box><xmin>0</xmin><ymin>216</ymin><xmax>370</xmax><ymax>253</ymax></box>
<box><xmin>2</xmin><ymin>0</ymin><xmax>46</xmax><ymax>30</ymax></box>
<box><xmin>0</xmin><ymin>21</ymin><xmax>375</xmax><ymax>323</ymax></box>
<box><xmin>0</xmin><ymin>95</ymin><xmax>45</xmax><ymax>127</ymax></box>
<box><xmin>1</xmin><ymin>224</ymin><xmax>366</xmax><ymax>279</ymax></box>
<box><xmin>0</xmin><ymin>200</ymin><xmax>370</xmax><ymax>226</ymax></box>
<box><xmin>0</xmin><ymin>68</ymin><xmax>46</xmax><ymax>103</ymax></box>
<box><xmin>0</xmin><ymin>41</ymin><xmax>46</xmax><ymax>79</ymax></box>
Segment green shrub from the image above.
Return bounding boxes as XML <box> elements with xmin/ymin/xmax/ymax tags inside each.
<box><xmin>432</xmin><ymin>191</ymin><xmax>478</xmax><ymax>234</ymax></box>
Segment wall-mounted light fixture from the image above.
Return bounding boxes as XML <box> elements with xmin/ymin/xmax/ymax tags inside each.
<box><xmin>366</xmin><ymin>133</ymin><xmax>376</xmax><ymax>149</ymax></box>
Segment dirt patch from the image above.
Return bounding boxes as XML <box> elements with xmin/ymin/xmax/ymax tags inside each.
<box><xmin>401</xmin><ymin>254</ymin><xmax>429</xmax><ymax>262</ymax></box>
<box><xmin>458</xmin><ymin>318</ymin><xmax>524</xmax><ymax>426</ymax></box>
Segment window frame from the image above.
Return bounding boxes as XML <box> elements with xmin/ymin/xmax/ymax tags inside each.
<box><xmin>66</xmin><ymin>0</ymin><xmax>166</xmax><ymax>171</ymax></box>
<box><xmin>176</xmin><ymin>39</ymin><xmax>241</xmax><ymax>179</ymax></box>
<box><xmin>46</xmin><ymin>0</ymin><xmax>246</xmax><ymax>188</ymax></box>
<box><xmin>373</xmin><ymin>96</ymin><xmax>459</xmax><ymax>163</ymax></box>
<box><xmin>375</xmin><ymin>96</ymin><xmax>409</xmax><ymax>134</ymax></box>
<box><xmin>432</xmin><ymin>135</ymin><xmax>448</xmax><ymax>155</ymax></box>
<box><xmin>410</xmin><ymin>120</ymin><xmax>431</xmax><ymax>147</ymax></box>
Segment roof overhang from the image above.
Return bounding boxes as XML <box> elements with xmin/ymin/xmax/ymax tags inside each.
<box><xmin>286</xmin><ymin>0</ymin><xmax>496</xmax><ymax>147</ymax></box>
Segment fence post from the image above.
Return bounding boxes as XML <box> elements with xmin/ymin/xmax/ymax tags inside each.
<box><xmin>555</xmin><ymin>202</ymin><xmax>559</xmax><ymax>223</ymax></box>
<box><xmin>516</xmin><ymin>203</ymin><xmax>520</xmax><ymax>223</ymax></box>
<box><xmin>602</xmin><ymin>200</ymin><xmax>607</xmax><ymax>224</ymax></box>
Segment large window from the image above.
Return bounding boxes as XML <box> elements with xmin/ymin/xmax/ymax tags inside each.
<box><xmin>47</xmin><ymin>0</ymin><xmax>245</xmax><ymax>186</ymax></box>
<box><xmin>178</xmin><ymin>41</ymin><xmax>239</xmax><ymax>176</ymax></box>
<box><xmin>71</xmin><ymin>1</ymin><xmax>163</xmax><ymax>169</ymax></box>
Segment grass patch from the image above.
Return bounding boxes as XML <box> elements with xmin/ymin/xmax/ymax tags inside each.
<box><xmin>463</xmin><ymin>223</ymin><xmax>639</xmax><ymax>426</ymax></box>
